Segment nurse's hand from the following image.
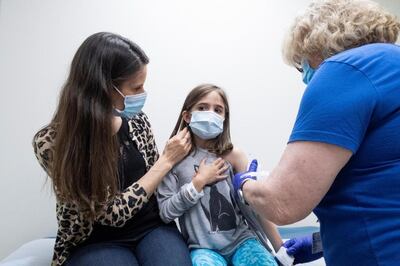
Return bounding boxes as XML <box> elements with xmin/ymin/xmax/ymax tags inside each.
<box><xmin>283</xmin><ymin>235</ymin><xmax>323</xmax><ymax>264</ymax></box>
<box><xmin>233</xmin><ymin>159</ymin><xmax>258</xmax><ymax>194</ymax></box>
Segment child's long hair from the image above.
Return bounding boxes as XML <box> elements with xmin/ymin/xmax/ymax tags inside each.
<box><xmin>170</xmin><ymin>84</ymin><xmax>233</xmax><ymax>156</ymax></box>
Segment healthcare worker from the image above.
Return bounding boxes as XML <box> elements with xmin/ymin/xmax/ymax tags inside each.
<box><xmin>233</xmin><ymin>0</ymin><xmax>400</xmax><ymax>265</ymax></box>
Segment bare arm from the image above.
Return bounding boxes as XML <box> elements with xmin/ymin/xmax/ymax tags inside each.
<box><xmin>259</xmin><ymin>217</ymin><xmax>283</xmax><ymax>252</ymax></box>
<box><xmin>243</xmin><ymin>141</ymin><xmax>352</xmax><ymax>225</ymax></box>
<box><xmin>225</xmin><ymin>147</ymin><xmax>283</xmax><ymax>251</ymax></box>
<box><xmin>223</xmin><ymin>146</ymin><xmax>248</xmax><ymax>173</ymax></box>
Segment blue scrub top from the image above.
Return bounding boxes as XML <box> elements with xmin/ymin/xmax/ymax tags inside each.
<box><xmin>289</xmin><ymin>43</ymin><xmax>400</xmax><ymax>266</ymax></box>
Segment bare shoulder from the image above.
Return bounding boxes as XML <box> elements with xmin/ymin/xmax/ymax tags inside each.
<box><xmin>223</xmin><ymin>146</ymin><xmax>248</xmax><ymax>173</ymax></box>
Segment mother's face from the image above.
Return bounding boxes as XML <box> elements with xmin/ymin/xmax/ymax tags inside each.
<box><xmin>112</xmin><ymin>65</ymin><xmax>148</xmax><ymax>111</ymax></box>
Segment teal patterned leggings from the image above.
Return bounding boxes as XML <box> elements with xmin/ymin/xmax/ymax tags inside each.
<box><xmin>190</xmin><ymin>238</ymin><xmax>278</xmax><ymax>266</ymax></box>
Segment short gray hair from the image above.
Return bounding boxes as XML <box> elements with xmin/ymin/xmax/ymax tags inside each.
<box><xmin>283</xmin><ymin>0</ymin><xmax>400</xmax><ymax>68</ymax></box>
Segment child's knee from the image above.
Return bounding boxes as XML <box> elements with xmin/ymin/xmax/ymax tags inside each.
<box><xmin>232</xmin><ymin>239</ymin><xmax>278</xmax><ymax>266</ymax></box>
<box><xmin>190</xmin><ymin>249</ymin><xmax>227</xmax><ymax>266</ymax></box>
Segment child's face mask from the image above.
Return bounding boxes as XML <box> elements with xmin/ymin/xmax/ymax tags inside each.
<box><xmin>189</xmin><ymin>111</ymin><xmax>224</xmax><ymax>140</ymax></box>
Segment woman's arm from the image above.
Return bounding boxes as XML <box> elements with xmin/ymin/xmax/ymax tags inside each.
<box><xmin>243</xmin><ymin>141</ymin><xmax>352</xmax><ymax>225</ymax></box>
<box><xmin>33</xmin><ymin>126</ymin><xmax>191</xmax><ymax>227</ymax></box>
<box><xmin>95</xmin><ymin>154</ymin><xmax>178</xmax><ymax>227</ymax></box>
<box><xmin>96</xmin><ymin>127</ymin><xmax>192</xmax><ymax>226</ymax></box>
<box><xmin>33</xmin><ymin>126</ymin><xmax>56</xmax><ymax>177</ymax></box>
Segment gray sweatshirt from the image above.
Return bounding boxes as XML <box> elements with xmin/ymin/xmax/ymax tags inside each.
<box><xmin>157</xmin><ymin>147</ymin><xmax>255</xmax><ymax>256</ymax></box>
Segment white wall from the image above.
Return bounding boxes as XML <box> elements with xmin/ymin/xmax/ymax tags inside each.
<box><xmin>0</xmin><ymin>0</ymin><xmax>399</xmax><ymax>259</ymax></box>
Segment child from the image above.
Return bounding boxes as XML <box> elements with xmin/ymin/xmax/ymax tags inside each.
<box><xmin>157</xmin><ymin>84</ymin><xmax>283</xmax><ymax>266</ymax></box>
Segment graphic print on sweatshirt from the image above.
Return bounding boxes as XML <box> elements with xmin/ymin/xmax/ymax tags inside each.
<box><xmin>194</xmin><ymin>164</ymin><xmax>237</xmax><ymax>232</ymax></box>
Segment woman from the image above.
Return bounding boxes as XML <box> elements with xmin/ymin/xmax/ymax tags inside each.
<box><xmin>33</xmin><ymin>32</ymin><xmax>192</xmax><ymax>266</ymax></box>
<box><xmin>234</xmin><ymin>0</ymin><xmax>400</xmax><ymax>265</ymax></box>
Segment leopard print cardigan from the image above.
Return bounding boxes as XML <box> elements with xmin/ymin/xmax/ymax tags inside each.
<box><xmin>33</xmin><ymin>112</ymin><xmax>159</xmax><ymax>266</ymax></box>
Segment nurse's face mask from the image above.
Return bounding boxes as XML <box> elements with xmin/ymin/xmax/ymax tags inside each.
<box><xmin>189</xmin><ymin>111</ymin><xmax>225</xmax><ymax>140</ymax></box>
<box><xmin>113</xmin><ymin>85</ymin><xmax>147</xmax><ymax>119</ymax></box>
<box><xmin>301</xmin><ymin>60</ymin><xmax>316</xmax><ymax>85</ymax></box>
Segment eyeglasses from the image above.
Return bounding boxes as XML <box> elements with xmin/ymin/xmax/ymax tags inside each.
<box><xmin>296</xmin><ymin>66</ymin><xmax>303</xmax><ymax>73</ymax></box>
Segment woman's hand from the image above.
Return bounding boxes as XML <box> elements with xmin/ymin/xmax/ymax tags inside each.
<box><xmin>283</xmin><ymin>234</ymin><xmax>323</xmax><ymax>264</ymax></box>
<box><xmin>193</xmin><ymin>158</ymin><xmax>228</xmax><ymax>191</ymax></box>
<box><xmin>233</xmin><ymin>159</ymin><xmax>258</xmax><ymax>195</ymax></box>
<box><xmin>137</xmin><ymin>128</ymin><xmax>191</xmax><ymax>197</ymax></box>
<box><xmin>162</xmin><ymin>127</ymin><xmax>192</xmax><ymax>166</ymax></box>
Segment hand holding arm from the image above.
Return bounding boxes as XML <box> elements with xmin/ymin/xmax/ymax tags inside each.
<box><xmin>242</xmin><ymin>142</ymin><xmax>352</xmax><ymax>225</ymax></box>
<box><xmin>232</xmin><ymin>159</ymin><xmax>258</xmax><ymax>195</ymax></box>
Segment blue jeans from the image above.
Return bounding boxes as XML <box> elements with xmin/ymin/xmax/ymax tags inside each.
<box><xmin>66</xmin><ymin>225</ymin><xmax>191</xmax><ymax>266</ymax></box>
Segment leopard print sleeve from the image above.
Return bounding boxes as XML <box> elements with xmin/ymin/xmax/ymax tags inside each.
<box><xmin>95</xmin><ymin>113</ymin><xmax>158</xmax><ymax>227</ymax></box>
<box><xmin>95</xmin><ymin>183</ymin><xmax>149</xmax><ymax>227</ymax></box>
<box><xmin>33</xmin><ymin>113</ymin><xmax>158</xmax><ymax>229</ymax></box>
<box><xmin>33</xmin><ymin>126</ymin><xmax>56</xmax><ymax>176</ymax></box>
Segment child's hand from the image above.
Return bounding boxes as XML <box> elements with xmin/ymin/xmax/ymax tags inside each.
<box><xmin>193</xmin><ymin>158</ymin><xmax>228</xmax><ymax>191</ymax></box>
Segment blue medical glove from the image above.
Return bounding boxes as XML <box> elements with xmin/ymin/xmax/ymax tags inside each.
<box><xmin>233</xmin><ymin>159</ymin><xmax>258</xmax><ymax>194</ymax></box>
<box><xmin>283</xmin><ymin>234</ymin><xmax>323</xmax><ymax>264</ymax></box>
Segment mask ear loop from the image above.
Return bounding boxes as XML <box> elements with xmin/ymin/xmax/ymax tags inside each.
<box><xmin>178</xmin><ymin>116</ymin><xmax>187</xmax><ymax>133</ymax></box>
<box><xmin>113</xmin><ymin>85</ymin><xmax>126</xmax><ymax>98</ymax></box>
<box><xmin>176</xmin><ymin>112</ymin><xmax>190</xmax><ymax>135</ymax></box>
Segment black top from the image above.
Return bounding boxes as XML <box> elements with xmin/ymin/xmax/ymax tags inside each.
<box><xmin>85</xmin><ymin>117</ymin><xmax>164</xmax><ymax>244</ymax></box>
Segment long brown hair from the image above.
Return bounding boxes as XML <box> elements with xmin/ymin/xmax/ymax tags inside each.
<box><xmin>170</xmin><ymin>84</ymin><xmax>233</xmax><ymax>156</ymax></box>
<box><xmin>46</xmin><ymin>32</ymin><xmax>149</xmax><ymax>216</ymax></box>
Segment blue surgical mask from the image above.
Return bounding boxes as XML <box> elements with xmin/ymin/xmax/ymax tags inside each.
<box><xmin>189</xmin><ymin>111</ymin><xmax>224</xmax><ymax>140</ymax></box>
<box><xmin>114</xmin><ymin>86</ymin><xmax>147</xmax><ymax>119</ymax></box>
<box><xmin>302</xmin><ymin>60</ymin><xmax>316</xmax><ymax>85</ymax></box>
